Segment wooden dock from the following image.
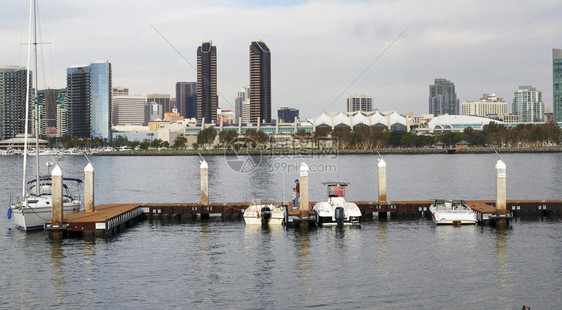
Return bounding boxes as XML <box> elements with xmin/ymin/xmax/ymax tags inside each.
<box><xmin>46</xmin><ymin>199</ymin><xmax>562</xmax><ymax>236</ymax></box>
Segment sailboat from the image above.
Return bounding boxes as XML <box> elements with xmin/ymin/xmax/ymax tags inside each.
<box><xmin>7</xmin><ymin>0</ymin><xmax>82</xmax><ymax>230</ymax></box>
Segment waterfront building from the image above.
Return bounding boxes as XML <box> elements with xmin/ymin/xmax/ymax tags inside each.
<box><xmin>461</xmin><ymin>93</ymin><xmax>507</xmax><ymax>117</ymax></box>
<box><xmin>513</xmin><ymin>86</ymin><xmax>544</xmax><ymax>123</ymax></box>
<box><xmin>310</xmin><ymin>111</ymin><xmax>408</xmax><ymax>131</ymax></box>
<box><xmin>235</xmin><ymin>86</ymin><xmax>250</xmax><ymax>122</ymax></box>
<box><xmin>487</xmin><ymin>113</ymin><xmax>519</xmax><ymax>123</ymax></box>
<box><xmin>66</xmin><ymin>65</ymin><xmax>91</xmax><ymax>138</ymax></box>
<box><xmin>429</xmin><ymin>78</ymin><xmax>459</xmax><ymax>116</ymax></box>
<box><xmin>217</xmin><ymin>108</ymin><xmax>235</xmax><ymax>124</ymax></box>
<box><xmin>427</xmin><ymin>115</ymin><xmax>503</xmax><ymax>133</ymax></box>
<box><xmin>113</xmin><ymin>95</ymin><xmax>147</xmax><ymax>126</ymax></box>
<box><xmin>0</xmin><ymin>65</ymin><xmax>29</xmax><ymax>141</ymax></box>
<box><xmin>37</xmin><ymin>88</ymin><xmax>65</xmax><ymax>137</ymax></box>
<box><xmin>196</xmin><ymin>41</ymin><xmax>217</xmax><ymax>123</ymax></box>
<box><xmin>553</xmin><ymin>49</ymin><xmax>562</xmax><ymax>122</ymax></box>
<box><xmin>347</xmin><ymin>95</ymin><xmax>373</xmax><ymax>112</ymax></box>
<box><xmin>250</xmin><ymin>40</ymin><xmax>272</xmax><ymax>123</ymax></box>
<box><xmin>148</xmin><ymin>101</ymin><xmax>163</xmax><ymax>122</ymax></box>
<box><xmin>112</xmin><ymin>87</ymin><xmax>128</xmax><ymax>97</ymax></box>
<box><xmin>175</xmin><ymin>82</ymin><xmax>196</xmax><ymax>118</ymax></box>
<box><xmin>147</xmin><ymin>94</ymin><xmax>171</xmax><ymax>115</ymax></box>
<box><xmin>544</xmin><ymin>108</ymin><xmax>554</xmax><ymax>123</ymax></box>
<box><xmin>278</xmin><ymin>107</ymin><xmax>299</xmax><ymax>123</ymax></box>
<box><xmin>90</xmin><ymin>61</ymin><xmax>112</xmax><ymax>142</ymax></box>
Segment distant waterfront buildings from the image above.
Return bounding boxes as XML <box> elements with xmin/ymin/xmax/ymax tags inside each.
<box><xmin>553</xmin><ymin>49</ymin><xmax>562</xmax><ymax>122</ymax></box>
<box><xmin>512</xmin><ymin>86</ymin><xmax>544</xmax><ymax>123</ymax></box>
<box><xmin>112</xmin><ymin>86</ymin><xmax>128</xmax><ymax>97</ymax></box>
<box><xmin>37</xmin><ymin>88</ymin><xmax>65</xmax><ymax>137</ymax></box>
<box><xmin>347</xmin><ymin>95</ymin><xmax>373</xmax><ymax>112</ymax></box>
<box><xmin>0</xmin><ymin>65</ymin><xmax>28</xmax><ymax>141</ymax></box>
<box><xmin>461</xmin><ymin>93</ymin><xmax>507</xmax><ymax>117</ymax></box>
<box><xmin>429</xmin><ymin>78</ymin><xmax>459</xmax><ymax>116</ymax></box>
<box><xmin>278</xmin><ymin>107</ymin><xmax>299</xmax><ymax>123</ymax></box>
<box><xmin>235</xmin><ymin>86</ymin><xmax>250</xmax><ymax>123</ymax></box>
<box><xmin>66</xmin><ymin>65</ymin><xmax>91</xmax><ymax>138</ymax></box>
<box><xmin>147</xmin><ymin>101</ymin><xmax>163</xmax><ymax>122</ymax></box>
<box><xmin>175</xmin><ymin>82</ymin><xmax>196</xmax><ymax>118</ymax></box>
<box><xmin>250</xmin><ymin>40</ymin><xmax>272</xmax><ymax>123</ymax></box>
<box><xmin>196</xmin><ymin>41</ymin><xmax>217</xmax><ymax>123</ymax></box>
<box><xmin>147</xmin><ymin>94</ymin><xmax>171</xmax><ymax>115</ymax></box>
<box><xmin>113</xmin><ymin>95</ymin><xmax>147</xmax><ymax>126</ymax></box>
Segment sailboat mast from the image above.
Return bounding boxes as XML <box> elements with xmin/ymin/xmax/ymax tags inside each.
<box><xmin>33</xmin><ymin>0</ymin><xmax>40</xmax><ymax>195</ymax></box>
<box><xmin>22</xmin><ymin>0</ymin><xmax>34</xmax><ymax>199</ymax></box>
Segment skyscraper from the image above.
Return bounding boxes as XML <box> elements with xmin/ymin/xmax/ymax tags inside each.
<box><xmin>90</xmin><ymin>61</ymin><xmax>112</xmax><ymax>142</ymax></box>
<box><xmin>113</xmin><ymin>95</ymin><xmax>147</xmax><ymax>126</ymax></box>
<box><xmin>147</xmin><ymin>94</ymin><xmax>171</xmax><ymax>114</ymax></box>
<box><xmin>250</xmin><ymin>40</ymin><xmax>271</xmax><ymax>123</ymax></box>
<box><xmin>175</xmin><ymin>82</ymin><xmax>197</xmax><ymax>118</ymax></box>
<box><xmin>67</xmin><ymin>61</ymin><xmax>112</xmax><ymax>141</ymax></box>
<box><xmin>37</xmin><ymin>88</ymin><xmax>65</xmax><ymax>137</ymax></box>
<box><xmin>429</xmin><ymin>78</ymin><xmax>459</xmax><ymax>116</ymax></box>
<box><xmin>513</xmin><ymin>86</ymin><xmax>544</xmax><ymax>123</ymax></box>
<box><xmin>278</xmin><ymin>107</ymin><xmax>299</xmax><ymax>123</ymax></box>
<box><xmin>235</xmin><ymin>86</ymin><xmax>250</xmax><ymax>122</ymax></box>
<box><xmin>347</xmin><ymin>95</ymin><xmax>373</xmax><ymax>112</ymax></box>
<box><xmin>67</xmin><ymin>65</ymin><xmax>91</xmax><ymax>138</ymax></box>
<box><xmin>196</xmin><ymin>41</ymin><xmax>217</xmax><ymax>123</ymax></box>
<box><xmin>553</xmin><ymin>49</ymin><xmax>562</xmax><ymax>123</ymax></box>
<box><xmin>0</xmin><ymin>65</ymin><xmax>29</xmax><ymax>141</ymax></box>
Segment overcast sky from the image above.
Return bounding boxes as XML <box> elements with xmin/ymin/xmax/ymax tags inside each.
<box><xmin>1</xmin><ymin>0</ymin><xmax>561</xmax><ymax>118</ymax></box>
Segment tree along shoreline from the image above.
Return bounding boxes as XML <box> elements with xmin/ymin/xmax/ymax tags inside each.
<box><xmin>92</xmin><ymin>146</ymin><xmax>562</xmax><ymax>156</ymax></box>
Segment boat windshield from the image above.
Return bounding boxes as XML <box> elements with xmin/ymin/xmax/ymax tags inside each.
<box><xmin>328</xmin><ymin>185</ymin><xmax>345</xmax><ymax>198</ymax></box>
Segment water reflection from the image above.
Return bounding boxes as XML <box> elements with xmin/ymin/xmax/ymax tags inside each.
<box><xmin>49</xmin><ymin>239</ymin><xmax>68</xmax><ymax>301</ymax></box>
<box><xmin>295</xmin><ymin>228</ymin><xmax>312</xmax><ymax>303</ymax></box>
<box><xmin>495</xmin><ymin>229</ymin><xmax>513</xmax><ymax>304</ymax></box>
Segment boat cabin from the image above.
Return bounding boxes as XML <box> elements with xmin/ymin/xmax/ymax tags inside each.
<box><xmin>323</xmin><ymin>182</ymin><xmax>350</xmax><ymax>198</ymax></box>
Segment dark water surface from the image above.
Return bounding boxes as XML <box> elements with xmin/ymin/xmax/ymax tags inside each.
<box><xmin>0</xmin><ymin>154</ymin><xmax>560</xmax><ymax>309</ymax></box>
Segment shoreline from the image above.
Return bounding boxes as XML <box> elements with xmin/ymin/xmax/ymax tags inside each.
<box><xmin>91</xmin><ymin>147</ymin><xmax>562</xmax><ymax>156</ymax></box>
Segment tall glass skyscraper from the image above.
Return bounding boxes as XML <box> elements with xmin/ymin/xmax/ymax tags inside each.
<box><xmin>429</xmin><ymin>78</ymin><xmax>459</xmax><ymax>116</ymax></box>
<box><xmin>0</xmin><ymin>66</ymin><xmax>29</xmax><ymax>141</ymax></box>
<box><xmin>176</xmin><ymin>82</ymin><xmax>197</xmax><ymax>119</ymax></box>
<box><xmin>250</xmin><ymin>40</ymin><xmax>271</xmax><ymax>123</ymax></box>
<box><xmin>513</xmin><ymin>86</ymin><xmax>544</xmax><ymax>123</ymax></box>
<box><xmin>67</xmin><ymin>61</ymin><xmax>111</xmax><ymax>141</ymax></box>
<box><xmin>90</xmin><ymin>61</ymin><xmax>112</xmax><ymax>142</ymax></box>
<box><xmin>197</xmin><ymin>41</ymin><xmax>217</xmax><ymax>123</ymax></box>
<box><xmin>553</xmin><ymin>49</ymin><xmax>562</xmax><ymax>123</ymax></box>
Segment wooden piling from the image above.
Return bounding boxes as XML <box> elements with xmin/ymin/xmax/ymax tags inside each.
<box><xmin>299</xmin><ymin>162</ymin><xmax>310</xmax><ymax>228</ymax></box>
<box><xmin>378</xmin><ymin>158</ymin><xmax>387</xmax><ymax>202</ymax></box>
<box><xmin>51</xmin><ymin>164</ymin><xmax>63</xmax><ymax>226</ymax></box>
<box><xmin>495</xmin><ymin>159</ymin><xmax>508</xmax><ymax>227</ymax></box>
<box><xmin>200</xmin><ymin>159</ymin><xmax>209</xmax><ymax>205</ymax></box>
<box><xmin>84</xmin><ymin>162</ymin><xmax>94</xmax><ymax>212</ymax></box>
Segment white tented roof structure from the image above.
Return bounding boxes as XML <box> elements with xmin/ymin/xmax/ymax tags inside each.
<box><xmin>310</xmin><ymin>111</ymin><xmax>407</xmax><ymax>129</ymax></box>
<box><xmin>427</xmin><ymin>114</ymin><xmax>503</xmax><ymax>133</ymax></box>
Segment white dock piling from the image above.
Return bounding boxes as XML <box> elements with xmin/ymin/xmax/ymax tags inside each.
<box><xmin>200</xmin><ymin>159</ymin><xmax>209</xmax><ymax>204</ymax></box>
<box><xmin>51</xmin><ymin>164</ymin><xmax>63</xmax><ymax>226</ymax></box>
<box><xmin>496</xmin><ymin>159</ymin><xmax>506</xmax><ymax>216</ymax></box>
<box><xmin>378</xmin><ymin>158</ymin><xmax>387</xmax><ymax>202</ymax></box>
<box><xmin>84</xmin><ymin>162</ymin><xmax>94</xmax><ymax>212</ymax></box>
<box><xmin>299</xmin><ymin>162</ymin><xmax>310</xmax><ymax>226</ymax></box>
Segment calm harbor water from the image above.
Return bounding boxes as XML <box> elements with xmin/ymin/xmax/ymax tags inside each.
<box><xmin>0</xmin><ymin>153</ymin><xmax>561</xmax><ymax>309</ymax></box>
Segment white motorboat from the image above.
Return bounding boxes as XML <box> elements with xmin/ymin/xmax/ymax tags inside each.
<box><xmin>243</xmin><ymin>200</ymin><xmax>284</xmax><ymax>226</ymax></box>
<box><xmin>7</xmin><ymin>0</ymin><xmax>83</xmax><ymax>230</ymax></box>
<box><xmin>313</xmin><ymin>182</ymin><xmax>361</xmax><ymax>226</ymax></box>
<box><xmin>429</xmin><ymin>199</ymin><xmax>478</xmax><ymax>225</ymax></box>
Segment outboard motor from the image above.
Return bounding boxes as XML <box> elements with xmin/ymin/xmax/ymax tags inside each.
<box><xmin>335</xmin><ymin>207</ymin><xmax>345</xmax><ymax>228</ymax></box>
<box><xmin>260</xmin><ymin>206</ymin><xmax>272</xmax><ymax>225</ymax></box>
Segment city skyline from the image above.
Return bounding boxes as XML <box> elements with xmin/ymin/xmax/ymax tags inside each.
<box><xmin>0</xmin><ymin>0</ymin><xmax>561</xmax><ymax>119</ymax></box>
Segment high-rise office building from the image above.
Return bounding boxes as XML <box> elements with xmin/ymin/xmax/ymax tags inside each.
<box><xmin>112</xmin><ymin>87</ymin><xmax>128</xmax><ymax>97</ymax></box>
<box><xmin>67</xmin><ymin>65</ymin><xmax>91</xmax><ymax>138</ymax></box>
<box><xmin>37</xmin><ymin>88</ymin><xmax>65</xmax><ymax>137</ymax></box>
<box><xmin>513</xmin><ymin>86</ymin><xmax>544</xmax><ymax>123</ymax></box>
<box><xmin>90</xmin><ymin>61</ymin><xmax>112</xmax><ymax>142</ymax></box>
<box><xmin>347</xmin><ymin>95</ymin><xmax>373</xmax><ymax>112</ymax></box>
<box><xmin>250</xmin><ymin>40</ymin><xmax>271</xmax><ymax>123</ymax></box>
<box><xmin>0</xmin><ymin>66</ymin><xmax>29</xmax><ymax>141</ymax></box>
<box><xmin>56</xmin><ymin>89</ymin><xmax>68</xmax><ymax>138</ymax></box>
<box><xmin>429</xmin><ymin>78</ymin><xmax>459</xmax><ymax>116</ymax></box>
<box><xmin>235</xmin><ymin>86</ymin><xmax>250</xmax><ymax>122</ymax></box>
<box><xmin>461</xmin><ymin>93</ymin><xmax>507</xmax><ymax>117</ymax></box>
<box><xmin>278</xmin><ymin>107</ymin><xmax>299</xmax><ymax>123</ymax></box>
<box><xmin>197</xmin><ymin>41</ymin><xmax>217</xmax><ymax>123</ymax></box>
<box><xmin>67</xmin><ymin>61</ymin><xmax>112</xmax><ymax>141</ymax></box>
<box><xmin>553</xmin><ymin>49</ymin><xmax>562</xmax><ymax>122</ymax></box>
<box><xmin>175</xmin><ymin>82</ymin><xmax>197</xmax><ymax>118</ymax></box>
<box><xmin>147</xmin><ymin>94</ymin><xmax>171</xmax><ymax>114</ymax></box>
<box><xmin>147</xmin><ymin>101</ymin><xmax>163</xmax><ymax>122</ymax></box>
<box><xmin>113</xmin><ymin>95</ymin><xmax>147</xmax><ymax>126</ymax></box>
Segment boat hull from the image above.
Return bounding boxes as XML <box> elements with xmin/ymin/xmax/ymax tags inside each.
<box><xmin>429</xmin><ymin>200</ymin><xmax>477</xmax><ymax>225</ymax></box>
<box><xmin>243</xmin><ymin>204</ymin><xmax>284</xmax><ymax>226</ymax></box>
<box><xmin>313</xmin><ymin>199</ymin><xmax>361</xmax><ymax>227</ymax></box>
<box><xmin>11</xmin><ymin>197</ymin><xmax>81</xmax><ymax>230</ymax></box>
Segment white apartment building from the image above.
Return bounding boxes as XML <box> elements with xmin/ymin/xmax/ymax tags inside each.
<box><xmin>461</xmin><ymin>93</ymin><xmax>507</xmax><ymax>117</ymax></box>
